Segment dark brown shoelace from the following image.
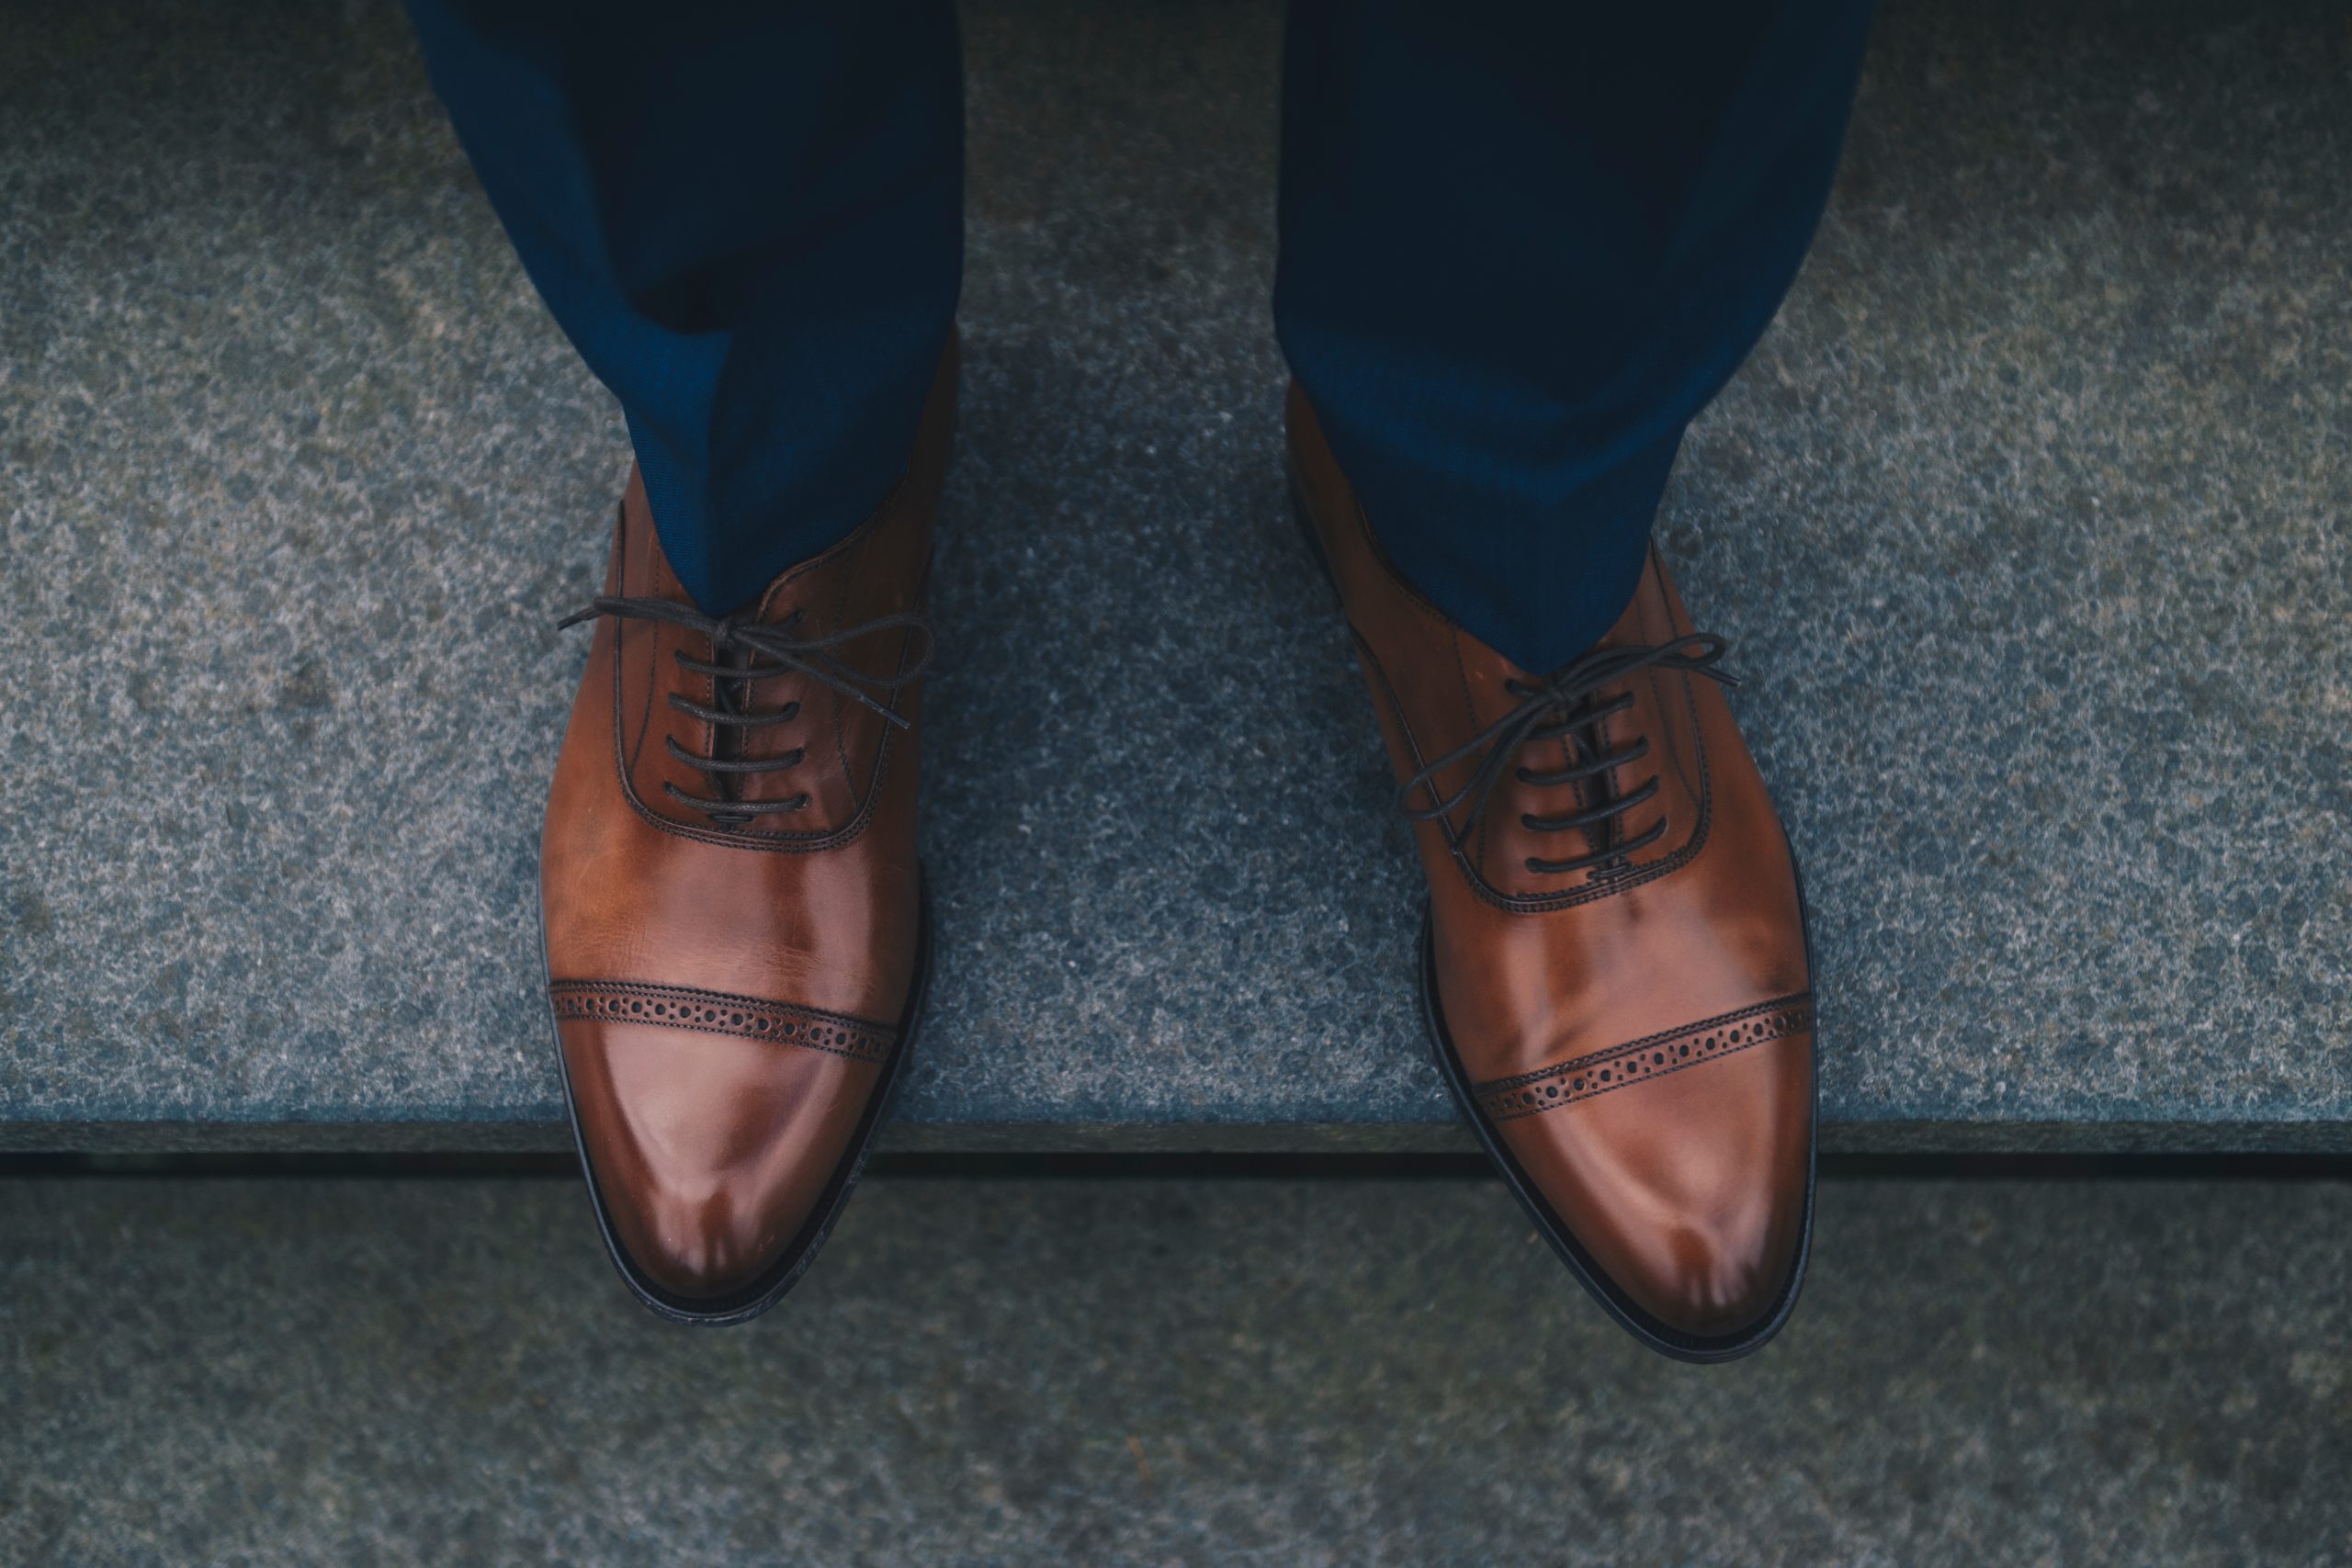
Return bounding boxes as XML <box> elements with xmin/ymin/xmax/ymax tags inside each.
<box><xmin>1396</xmin><ymin>634</ymin><xmax>1737</xmax><ymax>876</ymax></box>
<box><xmin>558</xmin><ymin>595</ymin><xmax>933</xmax><ymax>829</ymax></box>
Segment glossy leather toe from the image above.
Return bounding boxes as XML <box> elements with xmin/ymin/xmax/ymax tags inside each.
<box><xmin>558</xmin><ymin>1017</ymin><xmax>878</xmax><ymax>1299</ymax></box>
<box><xmin>1495</xmin><ymin>1026</ymin><xmax>1812</xmax><ymax>1338</ymax></box>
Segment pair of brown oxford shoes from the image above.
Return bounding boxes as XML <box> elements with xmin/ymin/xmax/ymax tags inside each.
<box><xmin>538</xmin><ymin>336</ymin><xmax>1815</xmax><ymax>1360</ymax></box>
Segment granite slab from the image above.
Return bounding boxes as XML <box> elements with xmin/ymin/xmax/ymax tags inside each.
<box><xmin>0</xmin><ymin>0</ymin><xmax>2345</xmax><ymax>1150</ymax></box>
<box><xmin>5</xmin><ymin>1173</ymin><xmax>2349</xmax><ymax>1563</ymax></box>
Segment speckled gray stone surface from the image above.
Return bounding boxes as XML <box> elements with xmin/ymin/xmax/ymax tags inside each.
<box><xmin>1</xmin><ymin>0</ymin><xmax>2345</xmax><ymax>1149</ymax></box>
<box><xmin>4</xmin><ymin>1174</ymin><xmax>2349</xmax><ymax>1564</ymax></box>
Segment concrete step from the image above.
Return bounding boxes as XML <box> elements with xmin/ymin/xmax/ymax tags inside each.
<box><xmin>5</xmin><ymin>1172</ymin><xmax>2349</xmax><ymax>1562</ymax></box>
<box><xmin>2</xmin><ymin>0</ymin><xmax>2346</xmax><ymax>1153</ymax></box>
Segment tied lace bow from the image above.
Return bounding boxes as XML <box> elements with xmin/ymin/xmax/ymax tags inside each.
<box><xmin>1396</xmin><ymin>634</ymin><xmax>1737</xmax><ymax>876</ymax></box>
<box><xmin>559</xmin><ymin>594</ymin><xmax>934</xmax><ymax>829</ymax></box>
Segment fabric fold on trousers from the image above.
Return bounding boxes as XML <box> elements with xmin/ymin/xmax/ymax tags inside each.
<box><xmin>403</xmin><ymin>0</ymin><xmax>965</xmax><ymax>615</ymax></box>
<box><xmin>1274</xmin><ymin>0</ymin><xmax>1876</xmax><ymax>672</ymax></box>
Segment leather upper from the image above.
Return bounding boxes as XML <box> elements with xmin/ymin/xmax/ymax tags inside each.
<box><xmin>538</xmin><ymin>340</ymin><xmax>956</xmax><ymax>1301</ymax></box>
<box><xmin>1289</xmin><ymin>382</ymin><xmax>1814</xmax><ymax>1340</ymax></box>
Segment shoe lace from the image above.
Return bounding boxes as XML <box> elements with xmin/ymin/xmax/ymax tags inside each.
<box><xmin>558</xmin><ymin>595</ymin><xmax>934</xmax><ymax>829</ymax></box>
<box><xmin>1396</xmin><ymin>634</ymin><xmax>1737</xmax><ymax>876</ymax></box>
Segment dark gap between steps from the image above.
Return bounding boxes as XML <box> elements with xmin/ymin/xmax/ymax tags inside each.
<box><xmin>3</xmin><ymin>1151</ymin><xmax>2349</xmax><ymax>1181</ymax></box>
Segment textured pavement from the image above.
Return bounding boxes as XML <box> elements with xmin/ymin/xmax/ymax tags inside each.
<box><xmin>2</xmin><ymin>0</ymin><xmax>2346</xmax><ymax>1148</ymax></box>
<box><xmin>3</xmin><ymin>1172</ymin><xmax>2348</xmax><ymax>1564</ymax></box>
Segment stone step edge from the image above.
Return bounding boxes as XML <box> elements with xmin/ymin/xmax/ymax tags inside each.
<box><xmin>4</xmin><ymin>1118</ymin><xmax>2346</xmax><ymax>1156</ymax></box>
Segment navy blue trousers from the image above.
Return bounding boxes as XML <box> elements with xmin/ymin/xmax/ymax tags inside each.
<box><xmin>406</xmin><ymin>0</ymin><xmax>1873</xmax><ymax>672</ymax></box>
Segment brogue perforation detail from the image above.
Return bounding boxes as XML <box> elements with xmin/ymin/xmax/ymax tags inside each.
<box><xmin>1474</xmin><ymin>994</ymin><xmax>1814</xmax><ymax>1121</ymax></box>
<box><xmin>548</xmin><ymin>980</ymin><xmax>895</xmax><ymax>1065</ymax></box>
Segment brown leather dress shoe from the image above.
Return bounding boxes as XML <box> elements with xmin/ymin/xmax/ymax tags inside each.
<box><xmin>1289</xmin><ymin>385</ymin><xmax>1815</xmax><ymax>1361</ymax></box>
<box><xmin>537</xmin><ymin>342</ymin><xmax>956</xmax><ymax>1324</ymax></box>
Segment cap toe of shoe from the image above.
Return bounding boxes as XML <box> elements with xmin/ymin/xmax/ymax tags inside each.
<box><xmin>1496</xmin><ymin>1027</ymin><xmax>1814</xmax><ymax>1345</ymax></box>
<box><xmin>555</xmin><ymin>1015</ymin><xmax>879</xmax><ymax>1303</ymax></box>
